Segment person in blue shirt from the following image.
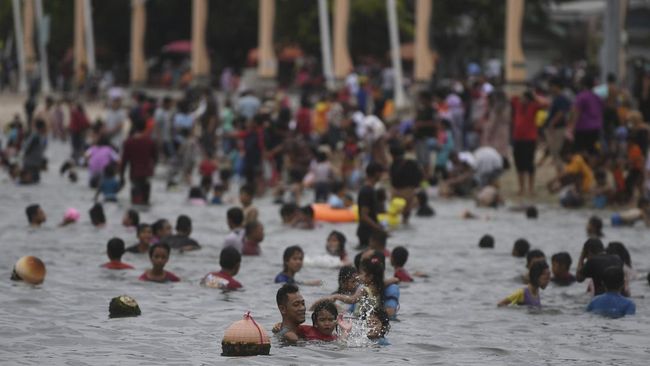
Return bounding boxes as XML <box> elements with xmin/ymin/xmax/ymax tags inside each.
<box><xmin>586</xmin><ymin>266</ymin><xmax>636</xmax><ymax>318</ymax></box>
<box><xmin>95</xmin><ymin>164</ymin><xmax>120</xmax><ymax>202</ymax></box>
<box><xmin>274</xmin><ymin>245</ymin><xmax>321</xmax><ymax>286</ymax></box>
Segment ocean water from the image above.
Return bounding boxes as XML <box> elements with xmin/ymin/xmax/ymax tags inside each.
<box><xmin>1</xmin><ymin>142</ymin><xmax>649</xmax><ymax>365</ymax></box>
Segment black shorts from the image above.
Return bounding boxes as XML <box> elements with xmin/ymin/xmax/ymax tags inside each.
<box><xmin>289</xmin><ymin>169</ymin><xmax>307</xmax><ymax>184</ymax></box>
<box><xmin>513</xmin><ymin>140</ymin><xmax>536</xmax><ymax>174</ymax></box>
<box><xmin>574</xmin><ymin>130</ymin><xmax>599</xmax><ymax>155</ymax></box>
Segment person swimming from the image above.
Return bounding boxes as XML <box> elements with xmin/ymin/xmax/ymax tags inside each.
<box><xmin>326</xmin><ymin>230</ymin><xmax>349</xmax><ymax>264</ymax></box>
<box><xmin>274</xmin><ymin>245</ymin><xmax>321</xmax><ymax>286</ymax></box>
<box><xmin>498</xmin><ymin>261</ymin><xmax>550</xmax><ymax>307</ymax></box>
<box><xmin>101</xmin><ymin>238</ymin><xmax>134</xmax><ymax>270</ymax></box>
<box><xmin>139</xmin><ymin>243</ymin><xmax>180</xmax><ymax>283</ymax></box>
<box><xmin>298</xmin><ymin>300</ymin><xmax>338</xmax><ymax>341</ymax></box>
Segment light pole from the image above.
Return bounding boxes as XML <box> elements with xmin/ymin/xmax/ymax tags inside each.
<box><xmin>386</xmin><ymin>0</ymin><xmax>406</xmax><ymax>109</ymax></box>
<box><xmin>12</xmin><ymin>0</ymin><xmax>27</xmax><ymax>93</ymax></box>
<box><xmin>34</xmin><ymin>0</ymin><xmax>51</xmax><ymax>93</ymax></box>
<box><xmin>318</xmin><ymin>0</ymin><xmax>335</xmax><ymax>90</ymax></box>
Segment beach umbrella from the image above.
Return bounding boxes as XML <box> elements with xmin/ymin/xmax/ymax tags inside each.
<box><xmin>162</xmin><ymin>40</ymin><xmax>192</xmax><ymax>54</ymax></box>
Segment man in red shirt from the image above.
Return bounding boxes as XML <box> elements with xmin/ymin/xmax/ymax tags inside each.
<box><xmin>120</xmin><ymin>121</ymin><xmax>157</xmax><ymax>205</ymax></box>
<box><xmin>200</xmin><ymin>247</ymin><xmax>242</xmax><ymax>290</ymax></box>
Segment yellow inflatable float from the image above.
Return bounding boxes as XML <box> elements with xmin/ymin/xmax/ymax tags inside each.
<box><xmin>312</xmin><ymin>197</ymin><xmax>406</xmax><ymax>229</ymax></box>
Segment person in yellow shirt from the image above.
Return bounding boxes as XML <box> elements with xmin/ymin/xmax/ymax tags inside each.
<box><xmin>547</xmin><ymin>144</ymin><xmax>594</xmax><ymax>207</ymax></box>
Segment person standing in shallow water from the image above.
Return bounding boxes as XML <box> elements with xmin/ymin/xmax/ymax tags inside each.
<box><xmin>120</xmin><ymin>121</ymin><xmax>157</xmax><ymax>205</ymax></box>
<box><xmin>356</xmin><ymin>162</ymin><xmax>386</xmax><ymax>250</ymax></box>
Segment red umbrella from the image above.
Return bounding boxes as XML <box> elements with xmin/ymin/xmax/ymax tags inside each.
<box><xmin>162</xmin><ymin>40</ymin><xmax>192</xmax><ymax>54</ymax></box>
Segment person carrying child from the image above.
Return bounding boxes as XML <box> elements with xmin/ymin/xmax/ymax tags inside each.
<box><xmin>274</xmin><ymin>284</ymin><xmax>307</xmax><ymax>343</ymax></box>
<box><xmin>576</xmin><ymin>238</ymin><xmax>624</xmax><ymax>296</ymax></box>
<box><xmin>586</xmin><ymin>266</ymin><xmax>635</xmax><ymax>318</ymax></box>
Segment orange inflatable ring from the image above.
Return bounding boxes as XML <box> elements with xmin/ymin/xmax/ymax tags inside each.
<box><xmin>312</xmin><ymin>204</ymin><xmax>358</xmax><ymax>223</ymax></box>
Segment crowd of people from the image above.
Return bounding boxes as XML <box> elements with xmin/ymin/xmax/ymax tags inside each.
<box><xmin>4</xmin><ymin>64</ymin><xmax>650</xmax><ymax>344</ymax></box>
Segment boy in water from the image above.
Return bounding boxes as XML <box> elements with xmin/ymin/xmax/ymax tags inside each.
<box><xmin>551</xmin><ymin>252</ymin><xmax>575</xmax><ymax>286</ymax></box>
<box><xmin>512</xmin><ymin>239</ymin><xmax>530</xmax><ymax>257</ymax></box>
<box><xmin>391</xmin><ymin>246</ymin><xmax>427</xmax><ymax>282</ymax></box>
<box><xmin>126</xmin><ymin>223</ymin><xmax>152</xmax><ymax>254</ymax></box>
<box><xmin>586</xmin><ymin>266</ymin><xmax>635</xmax><ymax>318</ymax></box>
<box><xmin>239</xmin><ymin>184</ymin><xmax>259</xmax><ymax>225</ymax></box>
<box><xmin>356</xmin><ymin>162</ymin><xmax>386</xmax><ymax>250</ymax></box>
<box><xmin>161</xmin><ymin>215</ymin><xmax>201</xmax><ymax>252</ymax></box>
<box><xmin>223</xmin><ymin>207</ymin><xmax>245</xmax><ymax>253</ymax></box>
<box><xmin>25</xmin><ymin>204</ymin><xmax>46</xmax><ymax>227</ymax></box>
<box><xmin>101</xmin><ymin>238</ymin><xmax>134</xmax><ymax>270</ymax></box>
<box><xmin>201</xmin><ymin>247</ymin><xmax>242</xmax><ymax>290</ymax></box>
<box><xmin>242</xmin><ymin>220</ymin><xmax>264</xmax><ymax>256</ymax></box>
<box><xmin>576</xmin><ymin>238</ymin><xmax>624</xmax><ymax>296</ymax></box>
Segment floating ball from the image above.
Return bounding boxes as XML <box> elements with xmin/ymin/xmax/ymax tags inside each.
<box><xmin>11</xmin><ymin>256</ymin><xmax>46</xmax><ymax>285</ymax></box>
<box><xmin>109</xmin><ymin>295</ymin><xmax>141</xmax><ymax>318</ymax></box>
<box><xmin>222</xmin><ymin>312</ymin><xmax>271</xmax><ymax>356</ymax></box>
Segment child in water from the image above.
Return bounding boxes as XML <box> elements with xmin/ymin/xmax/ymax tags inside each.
<box><xmin>586</xmin><ymin>266</ymin><xmax>635</xmax><ymax>318</ymax></box>
<box><xmin>586</xmin><ymin>216</ymin><xmax>604</xmax><ymax>238</ymax></box>
<box><xmin>126</xmin><ymin>223</ymin><xmax>152</xmax><ymax>254</ymax></box>
<box><xmin>512</xmin><ymin>239</ymin><xmax>530</xmax><ymax>257</ymax></box>
<box><xmin>275</xmin><ymin>245</ymin><xmax>321</xmax><ymax>285</ymax></box>
<box><xmin>94</xmin><ymin>164</ymin><xmax>120</xmax><ymax>202</ymax></box>
<box><xmin>323</xmin><ymin>257</ymin><xmax>385</xmax><ymax>318</ymax></box>
<box><xmin>498</xmin><ymin>261</ymin><xmax>550</xmax><ymax>307</ymax></box>
<box><xmin>551</xmin><ymin>252</ymin><xmax>575</xmax><ymax>286</ymax></box>
<box><xmin>139</xmin><ymin>243</ymin><xmax>180</xmax><ymax>283</ymax></box>
<box><xmin>201</xmin><ymin>247</ymin><xmax>242</xmax><ymax>290</ymax></box>
<box><xmin>122</xmin><ymin>209</ymin><xmax>140</xmax><ymax>228</ymax></box>
<box><xmin>610</xmin><ymin>198</ymin><xmax>650</xmax><ymax>227</ymax></box>
<box><xmin>326</xmin><ymin>231</ymin><xmax>349</xmax><ymax>264</ymax></box>
<box><xmin>101</xmin><ymin>238</ymin><xmax>134</xmax><ymax>270</ymax></box>
<box><xmin>298</xmin><ymin>301</ymin><xmax>339</xmax><ymax>341</ymax></box>
<box><xmin>239</xmin><ymin>184</ymin><xmax>259</xmax><ymax>225</ymax></box>
<box><xmin>391</xmin><ymin>246</ymin><xmax>427</xmax><ymax>282</ymax></box>
<box><xmin>334</xmin><ymin>266</ymin><xmax>359</xmax><ymax>297</ymax></box>
<box><xmin>522</xmin><ymin>249</ymin><xmax>546</xmax><ymax>284</ymax></box>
